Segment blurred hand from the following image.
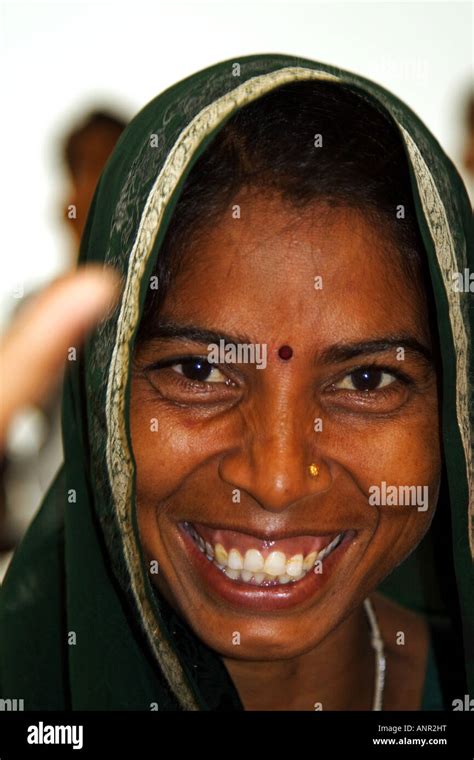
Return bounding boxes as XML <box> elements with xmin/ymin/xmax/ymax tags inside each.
<box><xmin>0</xmin><ymin>266</ymin><xmax>120</xmax><ymax>451</ymax></box>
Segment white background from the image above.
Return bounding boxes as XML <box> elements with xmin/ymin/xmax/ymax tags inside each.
<box><xmin>0</xmin><ymin>0</ymin><xmax>472</xmax><ymax>328</ymax></box>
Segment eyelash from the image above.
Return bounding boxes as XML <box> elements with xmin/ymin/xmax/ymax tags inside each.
<box><xmin>331</xmin><ymin>363</ymin><xmax>413</xmax><ymax>393</ymax></box>
<box><xmin>144</xmin><ymin>355</ymin><xmax>234</xmax><ymax>391</ymax></box>
<box><xmin>143</xmin><ymin>355</ymin><xmax>414</xmax><ymax>397</ymax></box>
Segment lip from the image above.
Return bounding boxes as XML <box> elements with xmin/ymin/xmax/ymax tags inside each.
<box><xmin>176</xmin><ymin>521</ymin><xmax>357</xmax><ymax>612</ymax></box>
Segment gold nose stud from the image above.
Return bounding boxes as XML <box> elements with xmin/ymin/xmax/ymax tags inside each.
<box><xmin>308</xmin><ymin>463</ymin><xmax>320</xmax><ymax>478</ymax></box>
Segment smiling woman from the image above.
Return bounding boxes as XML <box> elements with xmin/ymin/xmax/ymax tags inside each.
<box><xmin>0</xmin><ymin>54</ymin><xmax>472</xmax><ymax>712</ymax></box>
<box><xmin>129</xmin><ymin>83</ymin><xmax>442</xmax><ymax>710</ymax></box>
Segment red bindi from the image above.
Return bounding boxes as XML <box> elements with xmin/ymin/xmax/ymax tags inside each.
<box><xmin>278</xmin><ymin>345</ymin><xmax>293</xmax><ymax>360</ymax></box>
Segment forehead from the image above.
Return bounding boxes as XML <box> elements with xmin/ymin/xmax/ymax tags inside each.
<box><xmin>160</xmin><ymin>195</ymin><xmax>427</xmax><ymax>343</ymax></box>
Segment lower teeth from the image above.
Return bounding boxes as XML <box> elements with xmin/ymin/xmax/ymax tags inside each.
<box><xmin>184</xmin><ymin>523</ymin><xmax>345</xmax><ymax>587</ymax></box>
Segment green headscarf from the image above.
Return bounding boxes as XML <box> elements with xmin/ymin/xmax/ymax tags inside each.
<box><xmin>1</xmin><ymin>53</ymin><xmax>472</xmax><ymax>710</ymax></box>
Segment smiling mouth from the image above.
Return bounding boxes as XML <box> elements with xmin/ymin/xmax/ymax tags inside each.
<box><xmin>182</xmin><ymin>521</ymin><xmax>345</xmax><ymax>587</ymax></box>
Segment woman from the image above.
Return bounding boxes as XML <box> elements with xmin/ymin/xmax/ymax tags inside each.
<box><xmin>0</xmin><ymin>53</ymin><xmax>472</xmax><ymax>711</ymax></box>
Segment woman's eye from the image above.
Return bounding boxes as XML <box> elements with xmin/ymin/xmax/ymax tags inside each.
<box><xmin>173</xmin><ymin>358</ymin><xmax>227</xmax><ymax>384</ymax></box>
<box><xmin>334</xmin><ymin>368</ymin><xmax>396</xmax><ymax>392</ymax></box>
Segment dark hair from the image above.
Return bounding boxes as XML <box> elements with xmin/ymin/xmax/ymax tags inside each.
<box><xmin>64</xmin><ymin>109</ymin><xmax>128</xmax><ymax>176</ymax></box>
<box><xmin>137</xmin><ymin>80</ymin><xmax>430</xmax><ymax>343</ymax></box>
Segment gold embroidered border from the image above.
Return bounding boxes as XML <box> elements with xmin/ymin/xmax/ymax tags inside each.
<box><xmin>400</xmin><ymin>127</ymin><xmax>473</xmax><ymax>557</ymax></box>
<box><xmin>105</xmin><ymin>65</ymin><xmax>472</xmax><ymax>710</ymax></box>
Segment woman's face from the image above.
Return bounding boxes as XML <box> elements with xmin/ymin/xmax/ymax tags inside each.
<box><xmin>130</xmin><ymin>192</ymin><xmax>441</xmax><ymax>661</ymax></box>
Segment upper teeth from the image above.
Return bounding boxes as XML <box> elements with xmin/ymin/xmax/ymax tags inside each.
<box><xmin>184</xmin><ymin>523</ymin><xmax>344</xmax><ymax>586</ymax></box>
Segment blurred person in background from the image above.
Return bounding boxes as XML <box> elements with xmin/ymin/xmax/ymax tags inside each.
<box><xmin>0</xmin><ymin>109</ymin><xmax>127</xmax><ymax>580</ymax></box>
<box><xmin>461</xmin><ymin>88</ymin><xmax>474</xmax><ymax>205</ymax></box>
<box><xmin>63</xmin><ymin>110</ymin><xmax>128</xmax><ymax>246</ymax></box>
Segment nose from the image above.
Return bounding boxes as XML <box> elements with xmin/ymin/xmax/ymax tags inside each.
<box><xmin>218</xmin><ymin>391</ymin><xmax>331</xmax><ymax>513</ymax></box>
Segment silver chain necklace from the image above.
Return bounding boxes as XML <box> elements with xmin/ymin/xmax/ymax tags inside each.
<box><xmin>364</xmin><ymin>597</ymin><xmax>387</xmax><ymax>711</ymax></box>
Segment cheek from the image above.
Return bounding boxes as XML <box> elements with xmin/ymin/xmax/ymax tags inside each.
<box><xmin>358</xmin><ymin>404</ymin><xmax>441</xmax><ymax>565</ymax></box>
<box><xmin>358</xmin><ymin>421</ymin><xmax>441</xmax><ymax>500</ymax></box>
<box><xmin>329</xmin><ymin>387</ymin><xmax>441</xmax><ymax>494</ymax></box>
<box><xmin>129</xmin><ymin>383</ymin><xmax>220</xmax><ymax>508</ymax></box>
<box><xmin>324</xmin><ymin>390</ymin><xmax>441</xmax><ymax>563</ymax></box>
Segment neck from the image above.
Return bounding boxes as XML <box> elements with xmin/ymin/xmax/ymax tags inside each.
<box><xmin>222</xmin><ymin>603</ymin><xmax>375</xmax><ymax>710</ymax></box>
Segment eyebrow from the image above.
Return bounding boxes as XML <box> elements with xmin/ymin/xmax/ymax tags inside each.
<box><xmin>144</xmin><ymin>321</ymin><xmax>433</xmax><ymax>365</ymax></box>
<box><xmin>144</xmin><ymin>321</ymin><xmax>252</xmax><ymax>347</ymax></box>
<box><xmin>319</xmin><ymin>337</ymin><xmax>433</xmax><ymax>365</ymax></box>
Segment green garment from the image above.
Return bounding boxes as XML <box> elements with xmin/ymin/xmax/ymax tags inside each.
<box><xmin>1</xmin><ymin>54</ymin><xmax>472</xmax><ymax>711</ymax></box>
